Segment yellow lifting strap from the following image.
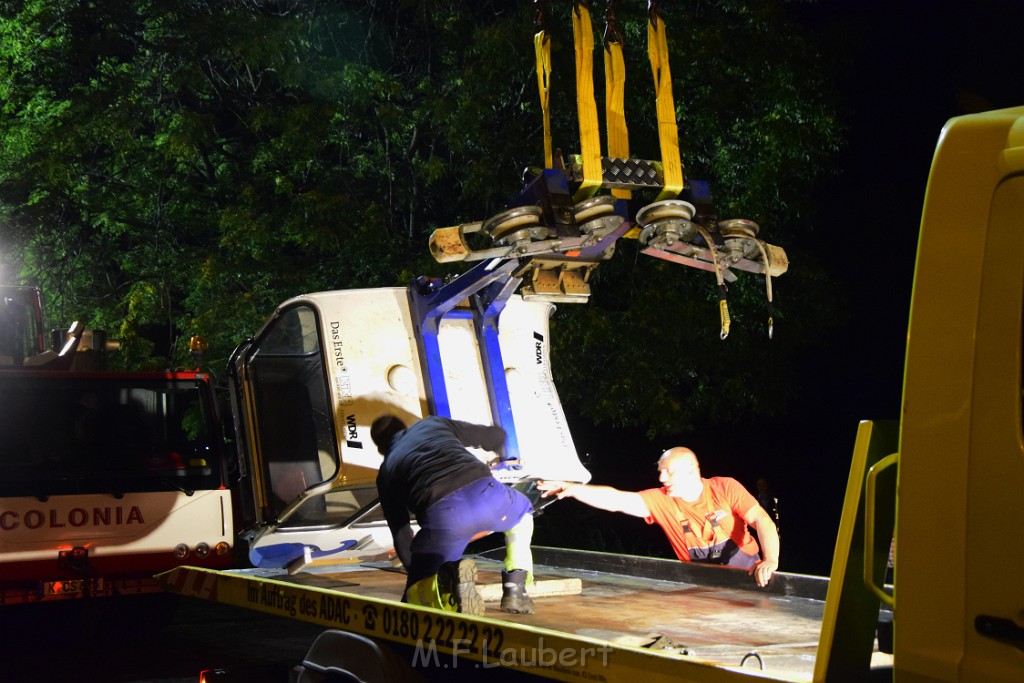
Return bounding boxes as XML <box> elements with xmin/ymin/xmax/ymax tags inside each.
<box><xmin>604</xmin><ymin>35</ymin><xmax>631</xmax><ymax>200</ymax></box>
<box><xmin>647</xmin><ymin>11</ymin><xmax>684</xmax><ymax>200</ymax></box>
<box><xmin>572</xmin><ymin>1</ymin><xmax>603</xmax><ymax>202</ymax></box>
<box><xmin>534</xmin><ymin>30</ymin><xmax>554</xmax><ymax>170</ymax></box>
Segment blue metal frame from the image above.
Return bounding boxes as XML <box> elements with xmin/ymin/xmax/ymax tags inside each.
<box><xmin>407</xmin><ymin>258</ymin><xmax>524</xmax><ymax>462</ymax></box>
<box><xmin>406</xmin><ymin>168</ymin><xmax>632</xmax><ymax>465</ymax></box>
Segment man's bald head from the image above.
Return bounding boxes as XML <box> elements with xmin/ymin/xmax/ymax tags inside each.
<box><xmin>658</xmin><ymin>447</ymin><xmax>699</xmax><ymax>471</ymax></box>
<box><xmin>657</xmin><ymin>447</ymin><xmax>703</xmax><ymax>501</ymax></box>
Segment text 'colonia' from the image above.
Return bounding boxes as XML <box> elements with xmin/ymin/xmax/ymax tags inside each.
<box><xmin>0</xmin><ymin>506</ymin><xmax>145</xmax><ymax>531</ymax></box>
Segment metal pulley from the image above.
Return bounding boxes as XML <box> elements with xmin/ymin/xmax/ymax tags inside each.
<box><xmin>636</xmin><ymin>199</ymin><xmax>697</xmax><ymax>249</ymax></box>
<box><xmin>573</xmin><ymin>195</ymin><xmax>623</xmax><ymax>239</ymax></box>
<box><xmin>481</xmin><ymin>204</ymin><xmax>552</xmax><ymax>248</ymax></box>
<box><xmin>719</xmin><ymin>218</ymin><xmax>761</xmax><ymax>264</ymax></box>
<box><xmin>719</xmin><ymin>218</ymin><xmax>778</xmax><ymax>340</ymax></box>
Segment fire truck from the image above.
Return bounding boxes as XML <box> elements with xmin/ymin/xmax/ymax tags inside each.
<box><xmin>0</xmin><ymin>288</ymin><xmax>234</xmax><ymax>604</ymax></box>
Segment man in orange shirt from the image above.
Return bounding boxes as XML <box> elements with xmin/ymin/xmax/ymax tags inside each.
<box><xmin>537</xmin><ymin>447</ymin><xmax>780</xmax><ymax>587</ymax></box>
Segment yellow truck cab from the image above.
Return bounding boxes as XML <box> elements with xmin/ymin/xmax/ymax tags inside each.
<box><xmin>890</xmin><ymin>105</ymin><xmax>1024</xmax><ymax>682</ymax></box>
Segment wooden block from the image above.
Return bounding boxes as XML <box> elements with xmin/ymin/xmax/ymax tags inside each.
<box><xmin>478</xmin><ymin>577</ymin><xmax>582</xmax><ymax>602</ymax></box>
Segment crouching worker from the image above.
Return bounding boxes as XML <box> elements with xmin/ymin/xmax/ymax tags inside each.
<box><xmin>372</xmin><ymin>414</ymin><xmax>536</xmax><ymax>615</ymax></box>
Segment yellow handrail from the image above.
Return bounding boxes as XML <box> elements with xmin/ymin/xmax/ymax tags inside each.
<box><xmin>864</xmin><ymin>452</ymin><xmax>898</xmax><ymax>607</ymax></box>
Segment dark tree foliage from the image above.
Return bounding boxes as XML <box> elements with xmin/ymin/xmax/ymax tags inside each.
<box><xmin>0</xmin><ymin>0</ymin><xmax>842</xmax><ymax>436</ymax></box>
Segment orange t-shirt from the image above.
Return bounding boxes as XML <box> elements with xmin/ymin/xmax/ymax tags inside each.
<box><xmin>639</xmin><ymin>477</ymin><xmax>761</xmax><ymax>567</ymax></box>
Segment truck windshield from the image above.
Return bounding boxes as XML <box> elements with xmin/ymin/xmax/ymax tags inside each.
<box><xmin>0</xmin><ymin>287</ymin><xmax>44</xmax><ymax>365</ymax></box>
<box><xmin>0</xmin><ymin>374</ymin><xmax>223</xmax><ymax>497</ymax></box>
<box><xmin>246</xmin><ymin>304</ymin><xmax>340</xmax><ymax>519</ymax></box>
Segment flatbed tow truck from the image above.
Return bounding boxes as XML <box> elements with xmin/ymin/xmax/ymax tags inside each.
<box><xmin>162</xmin><ymin>542</ymin><xmax>854</xmax><ymax>682</ymax></box>
<box><xmin>159</xmin><ymin>101</ymin><xmax>1024</xmax><ymax>683</ymax></box>
<box><xmin>154</xmin><ymin>7</ymin><xmax>1022</xmax><ymax>680</ymax></box>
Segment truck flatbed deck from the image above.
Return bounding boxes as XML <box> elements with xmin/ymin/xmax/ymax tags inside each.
<box><xmin>159</xmin><ymin>546</ymin><xmax>891</xmax><ymax>682</ymax></box>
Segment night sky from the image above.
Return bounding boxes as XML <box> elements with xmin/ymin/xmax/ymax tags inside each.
<box><xmin>529</xmin><ymin>0</ymin><xmax>1024</xmax><ymax>575</ymax></box>
<box><xmin>779</xmin><ymin>0</ymin><xmax>1023</xmax><ymax>572</ymax></box>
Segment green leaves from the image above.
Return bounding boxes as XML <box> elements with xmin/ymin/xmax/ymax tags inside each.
<box><xmin>0</xmin><ymin>0</ymin><xmax>844</xmax><ymax>437</ymax></box>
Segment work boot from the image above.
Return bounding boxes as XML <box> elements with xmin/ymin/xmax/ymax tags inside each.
<box><xmin>437</xmin><ymin>559</ymin><xmax>484</xmax><ymax>616</ymax></box>
<box><xmin>500</xmin><ymin>569</ymin><xmax>535</xmax><ymax>614</ymax></box>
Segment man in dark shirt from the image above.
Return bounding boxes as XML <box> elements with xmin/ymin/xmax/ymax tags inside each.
<box><xmin>372</xmin><ymin>414</ymin><xmax>536</xmax><ymax>615</ymax></box>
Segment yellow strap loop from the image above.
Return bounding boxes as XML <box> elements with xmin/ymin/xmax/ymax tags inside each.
<box><xmin>647</xmin><ymin>14</ymin><xmax>684</xmax><ymax>200</ymax></box>
<box><xmin>752</xmin><ymin>238</ymin><xmax>776</xmax><ymax>339</ymax></box>
<box><xmin>534</xmin><ymin>30</ymin><xmax>553</xmax><ymax>170</ymax></box>
<box><xmin>696</xmin><ymin>223</ymin><xmax>730</xmax><ymax>340</ymax></box>
<box><xmin>718</xmin><ymin>297</ymin><xmax>732</xmax><ymax>340</ymax></box>
<box><xmin>572</xmin><ymin>2</ymin><xmax>602</xmax><ymax>202</ymax></box>
<box><xmin>604</xmin><ymin>39</ymin><xmax>631</xmax><ymax>200</ymax></box>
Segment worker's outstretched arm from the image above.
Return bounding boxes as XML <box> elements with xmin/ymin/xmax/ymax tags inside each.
<box><xmin>744</xmin><ymin>505</ymin><xmax>780</xmax><ymax>587</ymax></box>
<box><xmin>536</xmin><ymin>480</ymin><xmax>650</xmax><ymax>518</ymax></box>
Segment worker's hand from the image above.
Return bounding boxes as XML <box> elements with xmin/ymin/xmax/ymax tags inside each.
<box><xmin>535</xmin><ymin>479</ymin><xmax>573</xmax><ymax>499</ymax></box>
<box><xmin>749</xmin><ymin>559</ymin><xmax>778</xmax><ymax>588</ymax></box>
<box><xmin>394</xmin><ymin>524</ymin><xmax>414</xmax><ymax>569</ymax></box>
<box><xmin>490</xmin><ymin>457</ymin><xmax>521</xmax><ymax>470</ymax></box>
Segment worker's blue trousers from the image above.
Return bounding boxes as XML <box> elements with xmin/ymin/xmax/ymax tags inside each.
<box><xmin>405</xmin><ymin>477</ymin><xmax>532</xmax><ymax>589</ymax></box>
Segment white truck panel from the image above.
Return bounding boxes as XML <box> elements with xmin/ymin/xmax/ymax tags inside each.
<box><xmin>299</xmin><ymin>289</ymin><xmax>588</xmax><ymax>484</ymax></box>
